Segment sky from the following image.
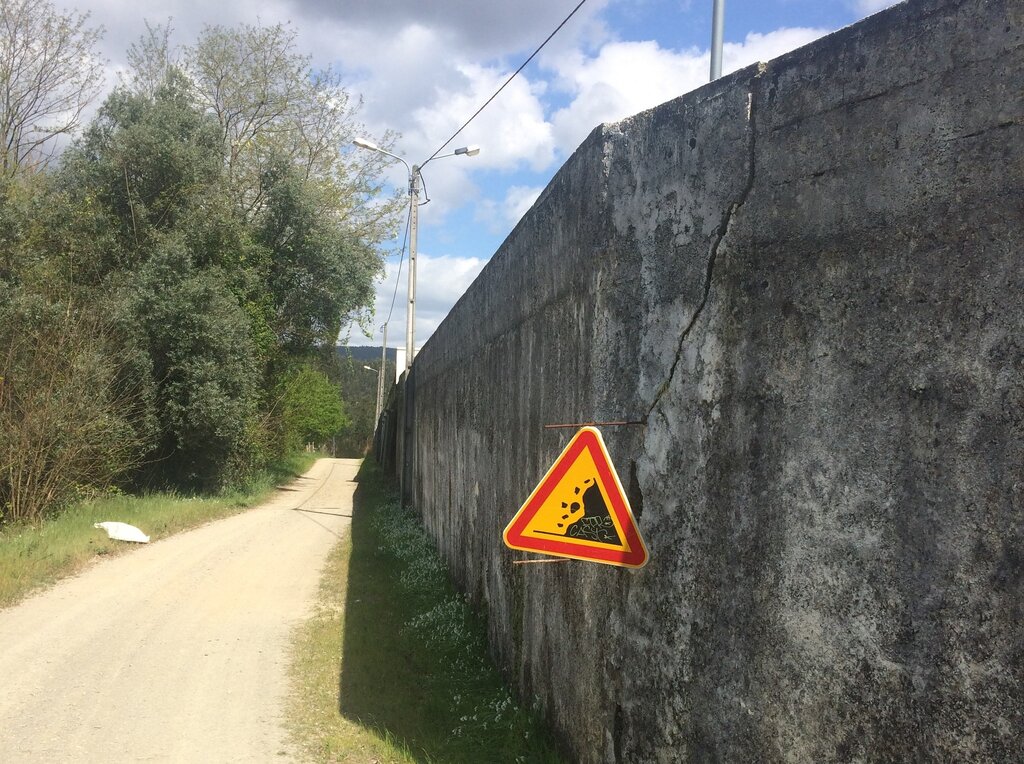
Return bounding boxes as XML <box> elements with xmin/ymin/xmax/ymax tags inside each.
<box><xmin>56</xmin><ymin>0</ymin><xmax>901</xmax><ymax>349</ymax></box>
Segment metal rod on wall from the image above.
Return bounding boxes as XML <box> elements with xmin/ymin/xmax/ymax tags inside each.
<box><xmin>710</xmin><ymin>0</ymin><xmax>725</xmax><ymax>81</ymax></box>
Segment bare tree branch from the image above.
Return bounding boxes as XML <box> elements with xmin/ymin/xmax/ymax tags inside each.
<box><xmin>0</xmin><ymin>0</ymin><xmax>105</xmax><ymax>176</ymax></box>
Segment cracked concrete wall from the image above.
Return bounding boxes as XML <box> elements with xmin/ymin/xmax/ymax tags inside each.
<box><xmin>394</xmin><ymin>0</ymin><xmax>1023</xmax><ymax>760</ymax></box>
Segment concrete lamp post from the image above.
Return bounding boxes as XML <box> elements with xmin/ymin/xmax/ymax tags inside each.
<box><xmin>352</xmin><ymin>138</ymin><xmax>481</xmax><ymax>375</ymax></box>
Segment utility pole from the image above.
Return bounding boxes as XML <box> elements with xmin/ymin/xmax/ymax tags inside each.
<box><xmin>351</xmin><ymin>139</ymin><xmax>477</xmax><ymax>375</ymax></box>
<box><xmin>406</xmin><ymin>168</ymin><xmax>420</xmax><ymax>372</ymax></box>
<box><xmin>375</xmin><ymin>324</ymin><xmax>387</xmax><ymax>426</ymax></box>
<box><xmin>710</xmin><ymin>0</ymin><xmax>725</xmax><ymax>81</ymax></box>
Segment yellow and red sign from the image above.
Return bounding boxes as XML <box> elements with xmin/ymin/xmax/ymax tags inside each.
<box><xmin>503</xmin><ymin>427</ymin><xmax>648</xmax><ymax>568</ymax></box>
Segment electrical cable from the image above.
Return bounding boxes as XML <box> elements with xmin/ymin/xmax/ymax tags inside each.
<box><xmin>418</xmin><ymin>170</ymin><xmax>430</xmax><ymax>205</ymax></box>
<box><xmin>419</xmin><ymin>0</ymin><xmax>590</xmax><ymax>168</ymax></box>
<box><xmin>382</xmin><ymin>201</ymin><xmax>412</xmax><ymax>331</ymax></box>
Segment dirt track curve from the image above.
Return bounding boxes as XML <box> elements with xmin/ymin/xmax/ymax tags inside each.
<box><xmin>0</xmin><ymin>457</ymin><xmax>359</xmax><ymax>763</ymax></box>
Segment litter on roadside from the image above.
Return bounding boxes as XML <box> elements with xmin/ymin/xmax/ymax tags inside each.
<box><xmin>93</xmin><ymin>522</ymin><xmax>150</xmax><ymax>543</ymax></box>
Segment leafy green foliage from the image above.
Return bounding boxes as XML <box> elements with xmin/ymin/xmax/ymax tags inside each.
<box><xmin>332</xmin><ymin>351</ymin><xmax>396</xmax><ymax>458</ymax></box>
<box><xmin>128</xmin><ymin>244</ymin><xmax>259</xmax><ymax>490</ymax></box>
<box><xmin>259</xmin><ymin>162</ymin><xmax>382</xmax><ymax>353</ymax></box>
<box><xmin>0</xmin><ymin>19</ymin><xmax>398</xmax><ymax>518</ymax></box>
<box><xmin>277</xmin><ymin>366</ymin><xmax>349</xmax><ymax>453</ymax></box>
<box><xmin>60</xmin><ymin>75</ymin><xmax>225</xmax><ymax>274</ymax></box>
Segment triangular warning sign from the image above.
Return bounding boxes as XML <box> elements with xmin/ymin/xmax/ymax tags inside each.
<box><xmin>503</xmin><ymin>427</ymin><xmax>648</xmax><ymax>568</ymax></box>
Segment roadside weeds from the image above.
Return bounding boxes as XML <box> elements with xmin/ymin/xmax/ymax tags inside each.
<box><xmin>286</xmin><ymin>460</ymin><xmax>564</xmax><ymax>763</ymax></box>
<box><xmin>0</xmin><ymin>452</ymin><xmax>319</xmax><ymax>609</ymax></box>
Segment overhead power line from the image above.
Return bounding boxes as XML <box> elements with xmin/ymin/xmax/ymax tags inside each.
<box><xmin>420</xmin><ymin>0</ymin><xmax>590</xmax><ymax>168</ymax></box>
<box><xmin>383</xmin><ymin>202</ymin><xmax>413</xmax><ymax>329</ymax></box>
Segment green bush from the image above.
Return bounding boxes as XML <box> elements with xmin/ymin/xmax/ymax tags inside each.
<box><xmin>275</xmin><ymin>364</ymin><xmax>348</xmax><ymax>454</ymax></box>
<box><xmin>128</xmin><ymin>243</ymin><xmax>261</xmax><ymax>491</ymax></box>
<box><xmin>0</xmin><ymin>290</ymin><xmax>147</xmax><ymax>522</ymax></box>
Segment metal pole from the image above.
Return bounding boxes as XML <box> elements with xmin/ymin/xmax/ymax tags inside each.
<box><xmin>710</xmin><ymin>0</ymin><xmax>725</xmax><ymax>81</ymax></box>
<box><xmin>374</xmin><ymin>323</ymin><xmax>386</xmax><ymax>426</ymax></box>
<box><xmin>405</xmin><ymin>167</ymin><xmax>420</xmax><ymax>372</ymax></box>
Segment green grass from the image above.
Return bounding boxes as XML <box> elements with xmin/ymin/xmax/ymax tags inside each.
<box><xmin>0</xmin><ymin>451</ymin><xmax>319</xmax><ymax>609</ymax></box>
<box><xmin>287</xmin><ymin>460</ymin><xmax>564</xmax><ymax>764</ymax></box>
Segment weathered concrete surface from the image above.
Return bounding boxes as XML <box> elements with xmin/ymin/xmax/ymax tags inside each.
<box><xmin>397</xmin><ymin>0</ymin><xmax>1023</xmax><ymax>760</ymax></box>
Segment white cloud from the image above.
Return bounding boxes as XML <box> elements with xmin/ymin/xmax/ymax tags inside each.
<box><xmin>286</xmin><ymin>0</ymin><xmax>611</xmax><ymax>60</ymax></box>
<box><xmin>852</xmin><ymin>0</ymin><xmax>901</xmax><ymax>14</ymax></box>
<box><xmin>547</xmin><ymin>39</ymin><xmax>705</xmax><ymax>154</ymax></box>
<box><xmin>411</xmin><ymin>63</ymin><xmax>554</xmax><ymax>172</ymax></box>
<box><xmin>322</xmin><ymin>23</ymin><xmax>560</xmax><ymax>219</ymax></box>
<box><xmin>353</xmin><ymin>57</ymin><xmax>556</xmax><ymax>225</ymax></box>
<box><xmin>722</xmin><ymin>28</ymin><xmax>832</xmax><ymax>68</ymax></box>
<box><xmin>546</xmin><ymin>27</ymin><xmax>830</xmax><ymax>155</ymax></box>
<box><xmin>474</xmin><ymin>184</ymin><xmax>544</xmax><ymax>234</ymax></box>
<box><xmin>503</xmin><ymin>185</ymin><xmax>544</xmax><ymax>227</ymax></box>
<box><xmin>359</xmin><ymin>252</ymin><xmax>487</xmax><ymax>346</ymax></box>
<box><xmin>415</xmin><ymin>252</ymin><xmax>487</xmax><ymax>314</ymax></box>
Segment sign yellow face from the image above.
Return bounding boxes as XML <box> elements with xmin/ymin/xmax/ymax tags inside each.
<box><xmin>503</xmin><ymin>427</ymin><xmax>648</xmax><ymax>568</ymax></box>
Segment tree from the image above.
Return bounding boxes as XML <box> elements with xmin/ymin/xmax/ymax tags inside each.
<box><xmin>0</xmin><ymin>20</ymin><xmax>400</xmax><ymax>509</ymax></box>
<box><xmin>258</xmin><ymin>159</ymin><xmax>382</xmax><ymax>354</ymax></box>
<box><xmin>331</xmin><ymin>352</ymin><xmax>394</xmax><ymax>457</ymax></box>
<box><xmin>61</xmin><ymin>73</ymin><xmax>224</xmax><ymax>268</ymax></box>
<box><xmin>0</xmin><ymin>0</ymin><xmax>105</xmax><ymax>176</ymax></box>
<box><xmin>0</xmin><ymin>290</ymin><xmax>150</xmax><ymax>521</ymax></box>
<box><xmin>124</xmin><ymin>20</ymin><xmax>175</xmax><ymax>99</ymax></box>
<box><xmin>276</xmin><ymin>365</ymin><xmax>348</xmax><ymax>453</ymax></box>
<box><xmin>182</xmin><ymin>21</ymin><xmax>403</xmax><ymax>240</ymax></box>
<box><xmin>0</xmin><ymin>168</ymin><xmax>159</xmax><ymax>523</ymax></box>
<box><xmin>117</xmin><ymin>21</ymin><xmax>402</xmax><ymax>344</ymax></box>
<box><xmin>128</xmin><ymin>241</ymin><xmax>260</xmax><ymax>490</ymax></box>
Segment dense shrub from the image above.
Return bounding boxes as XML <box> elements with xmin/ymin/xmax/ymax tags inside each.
<box><xmin>0</xmin><ymin>18</ymin><xmax>397</xmax><ymax>519</ymax></box>
<box><xmin>0</xmin><ymin>292</ymin><xmax>148</xmax><ymax>521</ymax></box>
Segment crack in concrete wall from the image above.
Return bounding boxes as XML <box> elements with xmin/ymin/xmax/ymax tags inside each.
<box><xmin>648</xmin><ymin>69</ymin><xmax>765</xmax><ymax>420</ymax></box>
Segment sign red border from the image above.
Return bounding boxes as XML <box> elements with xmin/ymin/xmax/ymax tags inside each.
<box><xmin>503</xmin><ymin>427</ymin><xmax>648</xmax><ymax>568</ymax></box>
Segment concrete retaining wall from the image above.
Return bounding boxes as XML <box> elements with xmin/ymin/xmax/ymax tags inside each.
<box><xmin>384</xmin><ymin>0</ymin><xmax>1024</xmax><ymax>759</ymax></box>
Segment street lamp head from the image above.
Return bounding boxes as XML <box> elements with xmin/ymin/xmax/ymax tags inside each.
<box><xmin>353</xmin><ymin>137</ymin><xmax>379</xmax><ymax>151</ymax></box>
<box><xmin>362</xmin><ymin>365</ymin><xmax>375</xmax><ymax>372</ymax></box>
<box><xmin>454</xmin><ymin>145</ymin><xmax>481</xmax><ymax>157</ymax></box>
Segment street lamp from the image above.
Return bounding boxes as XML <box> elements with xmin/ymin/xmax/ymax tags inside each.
<box><xmin>359</xmin><ymin>360</ymin><xmax>387</xmax><ymax>427</ymax></box>
<box><xmin>352</xmin><ymin>138</ymin><xmax>480</xmax><ymax>373</ymax></box>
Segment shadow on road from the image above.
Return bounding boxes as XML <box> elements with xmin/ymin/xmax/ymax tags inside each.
<box><xmin>333</xmin><ymin>458</ymin><xmax>565</xmax><ymax>761</ymax></box>
<box><xmin>337</xmin><ymin>473</ymin><xmax>442</xmax><ymax>762</ymax></box>
<box><xmin>335</xmin><ymin>463</ymin><xmax>563</xmax><ymax>764</ymax></box>
<box><xmin>292</xmin><ymin>507</ymin><xmax>353</xmax><ymax>518</ymax></box>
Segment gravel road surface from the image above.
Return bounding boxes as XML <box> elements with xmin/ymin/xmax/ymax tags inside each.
<box><xmin>0</xmin><ymin>457</ymin><xmax>359</xmax><ymax>763</ymax></box>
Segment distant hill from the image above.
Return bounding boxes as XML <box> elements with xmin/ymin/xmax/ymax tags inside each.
<box><xmin>337</xmin><ymin>346</ymin><xmax>396</xmax><ymax>363</ymax></box>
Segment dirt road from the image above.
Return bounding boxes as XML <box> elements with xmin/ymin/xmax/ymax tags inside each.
<box><xmin>0</xmin><ymin>457</ymin><xmax>360</xmax><ymax>763</ymax></box>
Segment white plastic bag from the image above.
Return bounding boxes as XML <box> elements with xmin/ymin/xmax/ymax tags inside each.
<box><xmin>93</xmin><ymin>522</ymin><xmax>150</xmax><ymax>543</ymax></box>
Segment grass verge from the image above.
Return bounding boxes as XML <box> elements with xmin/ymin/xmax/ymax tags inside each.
<box><xmin>0</xmin><ymin>451</ymin><xmax>319</xmax><ymax>609</ymax></box>
<box><xmin>287</xmin><ymin>459</ymin><xmax>563</xmax><ymax>764</ymax></box>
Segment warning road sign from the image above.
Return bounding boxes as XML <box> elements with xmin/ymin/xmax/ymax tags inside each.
<box><xmin>503</xmin><ymin>427</ymin><xmax>648</xmax><ymax>568</ymax></box>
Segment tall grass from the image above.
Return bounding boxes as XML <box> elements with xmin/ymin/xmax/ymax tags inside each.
<box><xmin>287</xmin><ymin>460</ymin><xmax>564</xmax><ymax>763</ymax></box>
<box><xmin>0</xmin><ymin>451</ymin><xmax>318</xmax><ymax>608</ymax></box>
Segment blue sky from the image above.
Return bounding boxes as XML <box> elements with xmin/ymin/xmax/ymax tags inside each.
<box><xmin>58</xmin><ymin>0</ymin><xmax>899</xmax><ymax>347</ymax></box>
